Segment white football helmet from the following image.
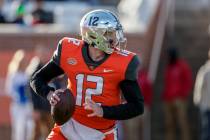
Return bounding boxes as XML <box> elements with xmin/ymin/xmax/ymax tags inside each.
<box><xmin>80</xmin><ymin>9</ymin><xmax>127</xmax><ymax>54</ymax></box>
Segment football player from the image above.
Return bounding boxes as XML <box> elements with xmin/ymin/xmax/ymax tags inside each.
<box><xmin>30</xmin><ymin>9</ymin><xmax>144</xmax><ymax>140</ymax></box>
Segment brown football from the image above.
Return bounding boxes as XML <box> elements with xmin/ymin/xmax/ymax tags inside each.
<box><xmin>51</xmin><ymin>89</ymin><xmax>75</xmax><ymax>125</ymax></box>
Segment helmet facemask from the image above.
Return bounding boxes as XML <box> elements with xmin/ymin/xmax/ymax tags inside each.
<box><xmin>115</xmin><ymin>27</ymin><xmax>127</xmax><ymax>53</ymax></box>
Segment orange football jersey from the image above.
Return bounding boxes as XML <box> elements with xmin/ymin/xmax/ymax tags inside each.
<box><xmin>56</xmin><ymin>37</ymin><xmax>136</xmax><ymax>130</ymax></box>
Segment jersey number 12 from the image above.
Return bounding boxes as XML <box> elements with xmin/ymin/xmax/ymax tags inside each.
<box><xmin>75</xmin><ymin>74</ymin><xmax>103</xmax><ymax>106</ymax></box>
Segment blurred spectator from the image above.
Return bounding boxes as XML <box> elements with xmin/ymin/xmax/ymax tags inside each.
<box><xmin>138</xmin><ymin>69</ymin><xmax>153</xmax><ymax>108</ymax></box>
<box><xmin>138</xmin><ymin>69</ymin><xmax>153</xmax><ymax>140</ymax></box>
<box><xmin>12</xmin><ymin>0</ymin><xmax>26</xmax><ymax>24</ymax></box>
<box><xmin>162</xmin><ymin>47</ymin><xmax>193</xmax><ymax>140</ymax></box>
<box><xmin>0</xmin><ymin>0</ymin><xmax>6</xmax><ymax>23</ymax></box>
<box><xmin>31</xmin><ymin>0</ymin><xmax>54</xmax><ymax>25</ymax></box>
<box><xmin>5</xmin><ymin>49</ymin><xmax>33</xmax><ymax>140</ymax></box>
<box><xmin>26</xmin><ymin>45</ymin><xmax>53</xmax><ymax>140</ymax></box>
<box><xmin>194</xmin><ymin>48</ymin><xmax>210</xmax><ymax>140</ymax></box>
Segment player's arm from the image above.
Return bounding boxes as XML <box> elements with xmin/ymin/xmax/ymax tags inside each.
<box><xmin>30</xmin><ymin>40</ymin><xmax>64</xmax><ymax>99</ymax></box>
<box><xmin>101</xmin><ymin>55</ymin><xmax>144</xmax><ymax>120</ymax></box>
<box><xmin>102</xmin><ymin>79</ymin><xmax>144</xmax><ymax>120</ymax></box>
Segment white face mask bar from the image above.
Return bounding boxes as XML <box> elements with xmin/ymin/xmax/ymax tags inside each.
<box><xmin>115</xmin><ymin>28</ymin><xmax>127</xmax><ymax>52</ymax></box>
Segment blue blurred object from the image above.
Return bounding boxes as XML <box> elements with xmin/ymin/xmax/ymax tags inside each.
<box><xmin>16</xmin><ymin>84</ymin><xmax>28</xmax><ymax>104</ymax></box>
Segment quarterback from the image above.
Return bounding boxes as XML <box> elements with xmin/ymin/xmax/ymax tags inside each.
<box><xmin>30</xmin><ymin>9</ymin><xmax>144</xmax><ymax>140</ymax></box>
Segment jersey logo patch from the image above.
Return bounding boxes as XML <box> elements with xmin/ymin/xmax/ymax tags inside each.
<box><xmin>67</xmin><ymin>58</ymin><xmax>77</xmax><ymax>65</ymax></box>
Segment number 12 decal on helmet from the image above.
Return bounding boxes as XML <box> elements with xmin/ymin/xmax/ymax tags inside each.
<box><xmin>88</xmin><ymin>16</ymin><xmax>99</xmax><ymax>26</ymax></box>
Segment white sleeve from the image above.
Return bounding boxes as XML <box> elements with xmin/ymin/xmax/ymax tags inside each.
<box><xmin>193</xmin><ymin>67</ymin><xmax>204</xmax><ymax>106</ymax></box>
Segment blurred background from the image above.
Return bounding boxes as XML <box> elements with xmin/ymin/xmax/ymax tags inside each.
<box><xmin>0</xmin><ymin>0</ymin><xmax>210</xmax><ymax>140</ymax></box>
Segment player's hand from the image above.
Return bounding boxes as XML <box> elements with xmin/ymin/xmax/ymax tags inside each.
<box><xmin>83</xmin><ymin>99</ymin><xmax>103</xmax><ymax>117</ymax></box>
<box><xmin>47</xmin><ymin>89</ymin><xmax>63</xmax><ymax>106</ymax></box>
